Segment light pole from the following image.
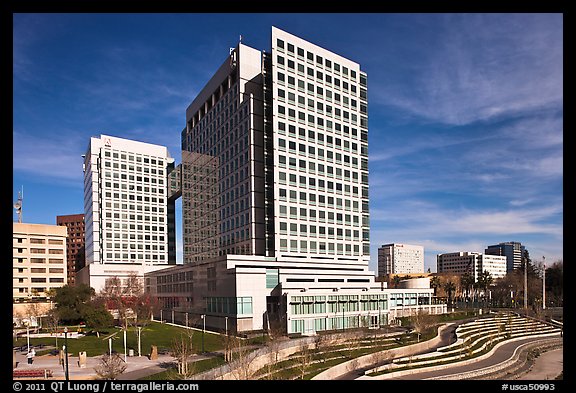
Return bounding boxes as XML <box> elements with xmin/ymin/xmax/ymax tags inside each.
<box><xmin>225</xmin><ymin>316</ymin><xmax>228</xmax><ymax>336</ymax></box>
<box><xmin>123</xmin><ymin>329</ymin><xmax>127</xmax><ymax>363</ymax></box>
<box><xmin>201</xmin><ymin>315</ymin><xmax>205</xmax><ymax>353</ymax></box>
<box><xmin>524</xmin><ymin>257</ymin><xmax>528</xmax><ymax>310</ymax></box>
<box><xmin>26</xmin><ymin>325</ymin><xmax>30</xmax><ymax>353</ymax></box>
<box><xmin>542</xmin><ymin>256</ymin><xmax>546</xmax><ymax>310</ymax></box>
<box><xmin>137</xmin><ymin>326</ymin><xmax>142</xmax><ymax>357</ymax></box>
<box><xmin>63</xmin><ymin>327</ymin><xmax>69</xmax><ymax>381</ymax></box>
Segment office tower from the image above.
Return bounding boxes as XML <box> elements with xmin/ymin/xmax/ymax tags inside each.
<box><xmin>56</xmin><ymin>214</ymin><xmax>85</xmax><ymax>285</ymax></box>
<box><xmin>485</xmin><ymin>241</ymin><xmax>526</xmax><ymax>273</ymax></box>
<box><xmin>13</xmin><ymin>223</ymin><xmax>67</xmax><ymax>301</ymax></box>
<box><xmin>147</xmin><ymin>27</ymin><xmax>443</xmax><ymax>334</ymax></box>
<box><xmin>78</xmin><ymin>134</ymin><xmax>176</xmax><ymax>292</ymax></box>
<box><xmin>436</xmin><ymin>252</ymin><xmax>507</xmax><ymax>281</ymax></box>
<box><xmin>378</xmin><ymin>243</ymin><xmax>425</xmax><ymax>276</ymax></box>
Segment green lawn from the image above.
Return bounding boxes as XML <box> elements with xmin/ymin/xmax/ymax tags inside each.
<box><xmin>13</xmin><ymin>321</ymin><xmax>226</xmax><ymax>357</ymax></box>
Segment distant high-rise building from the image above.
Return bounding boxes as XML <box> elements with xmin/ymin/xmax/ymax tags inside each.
<box><xmin>78</xmin><ymin>134</ymin><xmax>176</xmax><ymax>292</ymax></box>
<box><xmin>378</xmin><ymin>243</ymin><xmax>424</xmax><ymax>276</ymax></box>
<box><xmin>436</xmin><ymin>251</ymin><xmax>507</xmax><ymax>281</ymax></box>
<box><xmin>13</xmin><ymin>223</ymin><xmax>67</xmax><ymax>301</ymax></box>
<box><xmin>56</xmin><ymin>214</ymin><xmax>85</xmax><ymax>285</ymax></box>
<box><xmin>485</xmin><ymin>241</ymin><xmax>526</xmax><ymax>273</ymax></box>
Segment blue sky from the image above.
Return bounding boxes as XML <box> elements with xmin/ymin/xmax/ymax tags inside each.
<box><xmin>12</xmin><ymin>13</ymin><xmax>563</xmax><ymax>273</ymax></box>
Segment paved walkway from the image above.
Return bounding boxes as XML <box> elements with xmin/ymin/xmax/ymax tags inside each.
<box><xmin>356</xmin><ymin>335</ymin><xmax>562</xmax><ymax>380</ymax></box>
<box><xmin>516</xmin><ymin>347</ymin><xmax>563</xmax><ymax>380</ymax></box>
<box><xmin>12</xmin><ymin>349</ymin><xmax>179</xmax><ymax>380</ymax></box>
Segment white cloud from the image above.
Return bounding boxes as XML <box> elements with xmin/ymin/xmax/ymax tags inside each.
<box><xmin>370</xmin><ymin>14</ymin><xmax>563</xmax><ymax>126</ymax></box>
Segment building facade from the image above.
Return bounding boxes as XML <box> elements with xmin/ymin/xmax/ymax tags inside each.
<box><xmin>485</xmin><ymin>241</ymin><xmax>526</xmax><ymax>273</ymax></box>
<box><xmin>56</xmin><ymin>214</ymin><xmax>85</xmax><ymax>285</ymax></box>
<box><xmin>436</xmin><ymin>252</ymin><xmax>507</xmax><ymax>281</ymax></box>
<box><xmin>13</xmin><ymin>223</ymin><xmax>67</xmax><ymax>301</ymax></box>
<box><xmin>78</xmin><ymin>134</ymin><xmax>176</xmax><ymax>292</ymax></box>
<box><xmin>146</xmin><ymin>27</ymin><xmax>444</xmax><ymax>335</ymax></box>
<box><xmin>378</xmin><ymin>243</ymin><xmax>424</xmax><ymax>276</ymax></box>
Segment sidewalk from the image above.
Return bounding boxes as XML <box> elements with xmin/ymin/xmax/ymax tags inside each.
<box><xmin>13</xmin><ymin>349</ymin><xmax>178</xmax><ymax>380</ymax></box>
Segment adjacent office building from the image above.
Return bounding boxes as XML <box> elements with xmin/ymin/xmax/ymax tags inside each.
<box><xmin>436</xmin><ymin>252</ymin><xmax>507</xmax><ymax>281</ymax></box>
<box><xmin>77</xmin><ymin>135</ymin><xmax>177</xmax><ymax>293</ymax></box>
<box><xmin>13</xmin><ymin>223</ymin><xmax>68</xmax><ymax>301</ymax></box>
<box><xmin>485</xmin><ymin>241</ymin><xmax>526</xmax><ymax>273</ymax></box>
<box><xmin>146</xmin><ymin>27</ymin><xmax>445</xmax><ymax>335</ymax></box>
<box><xmin>56</xmin><ymin>213</ymin><xmax>85</xmax><ymax>285</ymax></box>
<box><xmin>378</xmin><ymin>243</ymin><xmax>424</xmax><ymax>276</ymax></box>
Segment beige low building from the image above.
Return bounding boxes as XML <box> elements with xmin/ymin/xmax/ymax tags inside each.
<box><xmin>13</xmin><ymin>223</ymin><xmax>68</xmax><ymax>302</ymax></box>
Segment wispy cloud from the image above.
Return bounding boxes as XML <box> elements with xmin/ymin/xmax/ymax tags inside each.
<box><xmin>13</xmin><ymin>130</ymin><xmax>87</xmax><ymax>184</ymax></box>
<box><xmin>370</xmin><ymin>14</ymin><xmax>563</xmax><ymax>126</ymax></box>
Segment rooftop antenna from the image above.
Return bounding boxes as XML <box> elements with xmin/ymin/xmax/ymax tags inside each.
<box><xmin>13</xmin><ymin>186</ymin><xmax>23</xmax><ymax>223</ymax></box>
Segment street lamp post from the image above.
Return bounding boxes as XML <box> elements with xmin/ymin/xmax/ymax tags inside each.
<box><xmin>123</xmin><ymin>329</ymin><xmax>127</xmax><ymax>363</ymax></box>
<box><xmin>63</xmin><ymin>327</ymin><xmax>69</xmax><ymax>381</ymax></box>
<box><xmin>201</xmin><ymin>315</ymin><xmax>205</xmax><ymax>353</ymax></box>
<box><xmin>137</xmin><ymin>326</ymin><xmax>142</xmax><ymax>357</ymax></box>
<box><xmin>225</xmin><ymin>316</ymin><xmax>228</xmax><ymax>336</ymax></box>
<box><xmin>542</xmin><ymin>256</ymin><xmax>546</xmax><ymax>310</ymax></box>
<box><xmin>26</xmin><ymin>325</ymin><xmax>30</xmax><ymax>353</ymax></box>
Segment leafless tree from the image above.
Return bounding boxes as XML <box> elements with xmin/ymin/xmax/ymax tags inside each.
<box><xmin>370</xmin><ymin>349</ymin><xmax>392</xmax><ymax>371</ymax></box>
<box><xmin>94</xmin><ymin>353</ymin><xmax>127</xmax><ymax>380</ymax></box>
<box><xmin>170</xmin><ymin>330</ymin><xmax>197</xmax><ymax>378</ymax></box>
<box><xmin>411</xmin><ymin>309</ymin><xmax>435</xmax><ymax>336</ymax></box>
<box><xmin>313</xmin><ymin>333</ymin><xmax>330</xmax><ymax>363</ymax></box>
<box><xmin>45</xmin><ymin>308</ymin><xmax>60</xmax><ymax>348</ymax></box>
<box><xmin>99</xmin><ymin>273</ymin><xmax>144</xmax><ymax>330</ymax></box>
<box><xmin>295</xmin><ymin>341</ymin><xmax>313</xmax><ymax>380</ymax></box>
<box><xmin>25</xmin><ymin>302</ymin><xmax>44</xmax><ymax>329</ymax></box>
<box><xmin>227</xmin><ymin>336</ymin><xmax>257</xmax><ymax>380</ymax></box>
<box><xmin>345</xmin><ymin>330</ymin><xmax>363</xmax><ymax>360</ymax></box>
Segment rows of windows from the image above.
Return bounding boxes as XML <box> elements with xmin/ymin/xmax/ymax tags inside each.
<box><xmin>276</xmin><ymin>38</ymin><xmax>358</xmax><ymax>81</ymax></box>
<box><xmin>279</xmin><ymin>221</ymin><xmax>360</xmax><ymax>238</ymax></box>
<box><xmin>205</xmin><ymin>296</ymin><xmax>253</xmax><ymax>315</ymax></box>
<box><xmin>278</xmin><ymin>187</ymin><xmax>368</xmax><ymax>213</ymax></box>
<box><xmin>102</xmin><ymin>149</ymin><xmax>165</xmax><ymax>168</ymax></box>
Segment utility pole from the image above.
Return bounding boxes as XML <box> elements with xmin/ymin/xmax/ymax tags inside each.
<box><xmin>524</xmin><ymin>257</ymin><xmax>528</xmax><ymax>310</ymax></box>
<box><xmin>542</xmin><ymin>256</ymin><xmax>546</xmax><ymax>310</ymax></box>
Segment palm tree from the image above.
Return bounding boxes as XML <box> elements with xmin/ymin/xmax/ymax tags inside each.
<box><xmin>444</xmin><ymin>281</ymin><xmax>457</xmax><ymax>309</ymax></box>
<box><xmin>430</xmin><ymin>276</ymin><xmax>441</xmax><ymax>296</ymax></box>
<box><xmin>476</xmin><ymin>270</ymin><xmax>493</xmax><ymax>308</ymax></box>
<box><xmin>460</xmin><ymin>273</ymin><xmax>475</xmax><ymax>304</ymax></box>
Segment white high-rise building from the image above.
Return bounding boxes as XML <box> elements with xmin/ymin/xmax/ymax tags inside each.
<box><xmin>437</xmin><ymin>252</ymin><xmax>507</xmax><ymax>281</ymax></box>
<box><xmin>146</xmin><ymin>27</ymin><xmax>445</xmax><ymax>334</ymax></box>
<box><xmin>78</xmin><ymin>134</ymin><xmax>176</xmax><ymax>292</ymax></box>
<box><xmin>378</xmin><ymin>243</ymin><xmax>425</xmax><ymax>276</ymax></box>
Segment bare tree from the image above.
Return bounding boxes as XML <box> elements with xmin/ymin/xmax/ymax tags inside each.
<box><xmin>25</xmin><ymin>302</ymin><xmax>44</xmax><ymax>329</ymax></box>
<box><xmin>227</xmin><ymin>336</ymin><xmax>257</xmax><ymax>380</ymax></box>
<box><xmin>370</xmin><ymin>349</ymin><xmax>392</xmax><ymax>372</ymax></box>
<box><xmin>99</xmin><ymin>273</ymin><xmax>144</xmax><ymax>330</ymax></box>
<box><xmin>345</xmin><ymin>330</ymin><xmax>363</xmax><ymax>360</ymax></box>
<box><xmin>295</xmin><ymin>341</ymin><xmax>313</xmax><ymax>380</ymax></box>
<box><xmin>94</xmin><ymin>354</ymin><xmax>127</xmax><ymax>380</ymax></box>
<box><xmin>411</xmin><ymin>309</ymin><xmax>435</xmax><ymax>336</ymax></box>
<box><xmin>45</xmin><ymin>308</ymin><xmax>60</xmax><ymax>348</ymax></box>
<box><xmin>171</xmin><ymin>330</ymin><xmax>197</xmax><ymax>378</ymax></box>
<box><xmin>313</xmin><ymin>333</ymin><xmax>330</xmax><ymax>363</ymax></box>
